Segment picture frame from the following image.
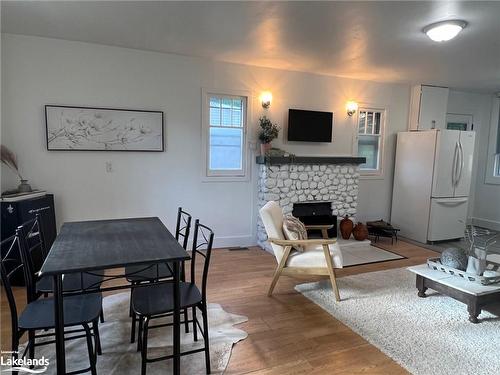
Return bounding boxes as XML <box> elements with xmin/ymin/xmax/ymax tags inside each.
<box><xmin>45</xmin><ymin>105</ymin><xmax>164</xmax><ymax>151</ymax></box>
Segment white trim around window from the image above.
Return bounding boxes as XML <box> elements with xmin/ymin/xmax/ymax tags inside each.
<box><xmin>353</xmin><ymin>106</ymin><xmax>386</xmax><ymax>179</ymax></box>
<box><xmin>485</xmin><ymin>97</ymin><xmax>500</xmax><ymax>185</ymax></box>
<box><xmin>201</xmin><ymin>88</ymin><xmax>251</xmax><ymax>182</ymax></box>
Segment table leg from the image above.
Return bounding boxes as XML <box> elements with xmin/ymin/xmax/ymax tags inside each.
<box><xmin>416</xmin><ymin>275</ymin><xmax>427</xmax><ymax>298</ymax></box>
<box><xmin>173</xmin><ymin>261</ymin><xmax>180</xmax><ymax>375</ymax></box>
<box><xmin>53</xmin><ymin>274</ymin><xmax>66</xmax><ymax>374</ymax></box>
<box><xmin>467</xmin><ymin>301</ymin><xmax>480</xmax><ymax>324</ymax></box>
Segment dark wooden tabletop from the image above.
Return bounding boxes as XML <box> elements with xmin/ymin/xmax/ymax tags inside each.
<box><xmin>40</xmin><ymin>217</ymin><xmax>190</xmax><ymax>276</ymax></box>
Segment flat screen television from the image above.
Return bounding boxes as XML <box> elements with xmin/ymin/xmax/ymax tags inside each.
<box><xmin>287</xmin><ymin>109</ymin><xmax>333</xmax><ymax>142</ymax></box>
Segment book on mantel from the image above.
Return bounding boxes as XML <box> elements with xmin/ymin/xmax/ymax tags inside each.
<box><xmin>1</xmin><ymin>190</ymin><xmax>47</xmax><ymax>202</ymax></box>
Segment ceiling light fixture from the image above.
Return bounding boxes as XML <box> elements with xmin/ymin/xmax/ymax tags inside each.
<box><xmin>423</xmin><ymin>20</ymin><xmax>467</xmax><ymax>42</ymax></box>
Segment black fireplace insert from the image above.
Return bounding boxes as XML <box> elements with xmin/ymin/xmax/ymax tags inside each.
<box><xmin>292</xmin><ymin>202</ymin><xmax>337</xmax><ymax>238</ymax></box>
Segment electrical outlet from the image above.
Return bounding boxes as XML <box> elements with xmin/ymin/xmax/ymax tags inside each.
<box><xmin>105</xmin><ymin>161</ymin><xmax>113</xmax><ymax>173</ymax></box>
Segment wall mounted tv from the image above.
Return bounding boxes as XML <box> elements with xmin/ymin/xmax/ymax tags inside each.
<box><xmin>287</xmin><ymin>109</ymin><xmax>333</xmax><ymax>142</ymax></box>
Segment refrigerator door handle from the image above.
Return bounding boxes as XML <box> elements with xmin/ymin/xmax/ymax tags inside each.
<box><xmin>457</xmin><ymin>141</ymin><xmax>464</xmax><ymax>184</ymax></box>
<box><xmin>435</xmin><ymin>197</ymin><xmax>468</xmax><ymax>205</ymax></box>
<box><xmin>451</xmin><ymin>142</ymin><xmax>459</xmax><ymax>186</ymax></box>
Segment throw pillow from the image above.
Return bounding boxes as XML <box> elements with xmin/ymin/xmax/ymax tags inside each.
<box><xmin>282</xmin><ymin>215</ymin><xmax>308</xmax><ymax>251</ymax></box>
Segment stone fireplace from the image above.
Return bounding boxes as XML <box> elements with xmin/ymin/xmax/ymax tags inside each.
<box><xmin>256</xmin><ymin>155</ymin><xmax>366</xmax><ymax>251</ymax></box>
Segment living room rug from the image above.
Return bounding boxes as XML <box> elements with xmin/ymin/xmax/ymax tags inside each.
<box><xmin>295</xmin><ymin>268</ymin><xmax>500</xmax><ymax>375</ymax></box>
<box><xmin>342</xmin><ymin>243</ymin><xmax>404</xmax><ymax>267</ymax></box>
<box><xmin>30</xmin><ymin>293</ymin><xmax>248</xmax><ymax>374</ymax></box>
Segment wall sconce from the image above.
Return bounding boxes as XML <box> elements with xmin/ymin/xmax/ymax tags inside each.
<box><xmin>346</xmin><ymin>101</ymin><xmax>358</xmax><ymax>116</ymax></box>
<box><xmin>260</xmin><ymin>91</ymin><xmax>272</xmax><ymax>109</ymax></box>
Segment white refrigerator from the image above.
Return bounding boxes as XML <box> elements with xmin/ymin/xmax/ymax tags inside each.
<box><xmin>391</xmin><ymin>129</ymin><xmax>475</xmax><ymax>243</ymax></box>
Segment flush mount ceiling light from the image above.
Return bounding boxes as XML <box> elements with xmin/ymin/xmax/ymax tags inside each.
<box><xmin>423</xmin><ymin>20</ymin><xmax>467</xmax><ymax>42</ymax></box>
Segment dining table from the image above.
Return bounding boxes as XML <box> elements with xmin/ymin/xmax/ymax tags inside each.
<box><xmin>39</xmin><ymin>216</ymin><xmax>190</xmax><ymax>375</ymax></box>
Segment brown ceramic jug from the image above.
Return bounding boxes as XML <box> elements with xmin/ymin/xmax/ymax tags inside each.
<box><xmin>339</xmin><ymin>216</ymin><xmax>354</xmax><ymax>239</ymax></box>
<box><xmin>353</xmin><ymin>222</ymin><xmax>369</xmax><ymax>241</ymax></box>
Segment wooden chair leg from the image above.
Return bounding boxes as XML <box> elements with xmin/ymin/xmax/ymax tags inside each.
<box><xmin>267</xmin><ymin>267</ymin><xmax>283</xmax><ymax>296</ymax></box>
<box><xmin>322</xmin><ymin>244</ymin><xmax>341</xmax><ymax>302</ymax></box>
<box><xmin>267</xmin><ymin>246</ymin><xmax>292</xmax><ymax>297</ymax></box>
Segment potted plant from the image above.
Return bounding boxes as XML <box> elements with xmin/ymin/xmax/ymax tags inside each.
<box><xmin>1</xmin><ymin>144</ymin><xmax>32</xmax><ymax>193</ymax></box>
<box><xmin>258</xmin><ymin>116</ymin><xmax>280</xmax><ymax>155</ymax></box>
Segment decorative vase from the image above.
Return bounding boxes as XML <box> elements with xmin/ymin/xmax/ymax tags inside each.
<box><xmin>339</xmin><ymin>216</ymin><xmax>354</xmax><ymax>239</ymax></box>
<box><xmin>260</xmin><ymin>143</ymin><xmax>272</xmax><ymax>156</ymax></box>
<box><xmin>466</xmin><ymin>256</ymin><xmax>486</xmax><ymax>276</ymax></box>
<box><xmin>352</xmin><ymin>222</ymin><xmax>369</xmax><ymax>241</ymax></box>
<box><xmin>18</xmin><ymin>179</ymin><xmax>32</xmax><ymax>193</ymax></box>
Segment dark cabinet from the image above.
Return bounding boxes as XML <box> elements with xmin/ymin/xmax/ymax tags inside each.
<box><xmin>1</xmin><ymin>194</ymin><xmax>57</xmax><ymax>285</ymax></box>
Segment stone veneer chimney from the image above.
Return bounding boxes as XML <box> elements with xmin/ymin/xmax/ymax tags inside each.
<box><xmin>256</xmin><ymin>156</ymin><xmax>365</xmax><ymax>252</ymax></box>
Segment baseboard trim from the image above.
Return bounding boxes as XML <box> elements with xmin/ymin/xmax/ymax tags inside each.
<box><xmin>188</xmin><ymin>235</ymin><xmax>256</xmax><ymax>249</ymax></box>
<box><xmin>471</xmin><ymin>217</ymin><xmax>500</xmax><ymax>231</ymax></box>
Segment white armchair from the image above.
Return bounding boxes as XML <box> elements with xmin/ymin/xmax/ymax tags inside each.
<box><xmin>259</xmin><ymin>201</ymin><xmax>343</xmax><ymax>301</ymax></box>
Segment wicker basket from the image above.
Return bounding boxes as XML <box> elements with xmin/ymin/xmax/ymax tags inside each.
<box><xmin>426</xmin><ymin>257</ymin><xmax>500</xmax><ymax>285</ymax></box>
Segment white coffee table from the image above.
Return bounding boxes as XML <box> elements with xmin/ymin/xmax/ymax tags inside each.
<box><xmin>408</xmin><ymin>264</ymin><xmax>500</xmax><ymax>323</ymax></box>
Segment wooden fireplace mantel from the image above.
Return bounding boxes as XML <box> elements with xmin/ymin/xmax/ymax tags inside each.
<box><xmin>256</xmin><ymin>155</ymin><xmax>366</xmax><ymax>165</ymax></box>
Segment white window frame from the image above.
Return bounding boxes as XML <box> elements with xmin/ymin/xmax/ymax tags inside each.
<box><xmin>485</xmin><ymin>97</ymin><xmax>500</xmax><ymax>185</ymax></box>
<box><xmin>201</xmin><ymin>88</ymin><xmax>251</xmax><ymax>182</ymax></box>
<box><xmin>353</xmin><ymin>107</ymin><xmax>386</xmax><ymax>179</ymax></box>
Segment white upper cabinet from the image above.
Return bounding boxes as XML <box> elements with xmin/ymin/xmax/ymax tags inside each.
<box><xmin>408</xmin><ymin>84</ymin><xmax>449</xmax><ymax>131</ymax></box>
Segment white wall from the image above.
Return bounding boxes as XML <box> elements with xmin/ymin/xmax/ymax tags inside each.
<box><xmin>447</xmin><ymin>91</ymin><xmax>500</xmax><ymax>230</ymax></box>
<box><xmin>1</xmin><ymin>34</ymin><xmax>410</xmax><ymax>246</ymax></box>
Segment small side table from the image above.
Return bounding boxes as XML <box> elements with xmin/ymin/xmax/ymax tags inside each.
<box><xmin>367</xmin><ymin>221</ymin><xmax>400</xmax><ymax>244</ymax></box>
<box><xmin>408</xmin><ymin>264</ymin><xmax>500</xmax><ymax>323</ymax></box>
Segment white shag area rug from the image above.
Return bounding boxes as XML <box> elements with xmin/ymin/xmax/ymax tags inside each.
<box><xmin>31</xmin><ymin>293</ymin><xmax>248</xmax><ymax>374</ymax></box>
<box><xmin>295</xmin><ymin>267</ymin><xmax>500</xmax><ymax>375</ymax></box>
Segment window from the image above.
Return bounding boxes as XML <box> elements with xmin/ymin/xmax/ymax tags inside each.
<box><xmin>202</xmin><ymin>90</ymin><xmax>248</xmax><ymax>180</ymax></box>
<box><xmin>356</xmin><ymin>108</ymin><xmax>385</xmax><ymax>175</ymax></box>
<box><xmin>485</xmin><ymin>98</ymin><xmax>500</xmax><ymax>184</ymax></box>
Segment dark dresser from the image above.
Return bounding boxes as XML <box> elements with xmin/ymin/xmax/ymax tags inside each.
<box><xmin>1</xmin><ymin>194</ymin><xmax>57</xmax><ymax>285</ymax></box>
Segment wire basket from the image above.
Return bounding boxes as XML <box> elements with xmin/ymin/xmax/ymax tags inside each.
<box><xmin>464</xmin><ymin>225</ymin><xmax>500</xmax><ymax>257</ymax></box>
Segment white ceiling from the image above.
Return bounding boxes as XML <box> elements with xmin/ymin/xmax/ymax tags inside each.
<box><xmin>2</xmin><ymin>1</ymin><xmax>500</xmax><ymax>93</ymax></box>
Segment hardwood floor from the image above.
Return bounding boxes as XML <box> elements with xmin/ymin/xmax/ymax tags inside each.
<box><xmin>1</xmin><ymin>238</ymin><xmax>437</xmax><ymax>374</ymax></box>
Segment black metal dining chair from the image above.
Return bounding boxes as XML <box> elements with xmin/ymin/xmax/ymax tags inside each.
<box><xmin>127</xmin><ymin>207</ymin><xmax>192</xmax><ymax>342</ymax></box>
<box><xmin>1</xmin><ymin>230</ymin><xmax>102</xmax><ymax>375</ymax></box>
<box><xmin>19</xmin><ymin>215</ymin><xmax>105</xmax><ymax>323</ymax></box>
<box><xmin>131</xmin><ymin>219</ymin><xmax>214</xmax><ymax>375</ymax></box>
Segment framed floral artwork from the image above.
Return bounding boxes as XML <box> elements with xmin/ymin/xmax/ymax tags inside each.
<box><xmin>45</xmin><ymin>105</ymin><xmax>164</xmax><ymax>151</ymax></box>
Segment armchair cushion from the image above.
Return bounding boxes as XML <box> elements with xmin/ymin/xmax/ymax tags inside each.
<box><xmin>259</xmin><ymin>201</ymin><xmax>286</xmax><ymax>262</ymax></box>
<box><xmin>282</xmin><ymin>215</ymin><xmax>308</xmax><ymax>251</ymax></box>
<box><xmin>286</xmin><ymin>242</ymin><xmax>343</xmax><ymax>269</ymax></box>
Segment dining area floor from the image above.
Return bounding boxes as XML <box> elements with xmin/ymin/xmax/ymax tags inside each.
<box><xmin>2</xmin><ymin>238</ymin><xmax>437</xmax><ymax>374</ymax></box>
